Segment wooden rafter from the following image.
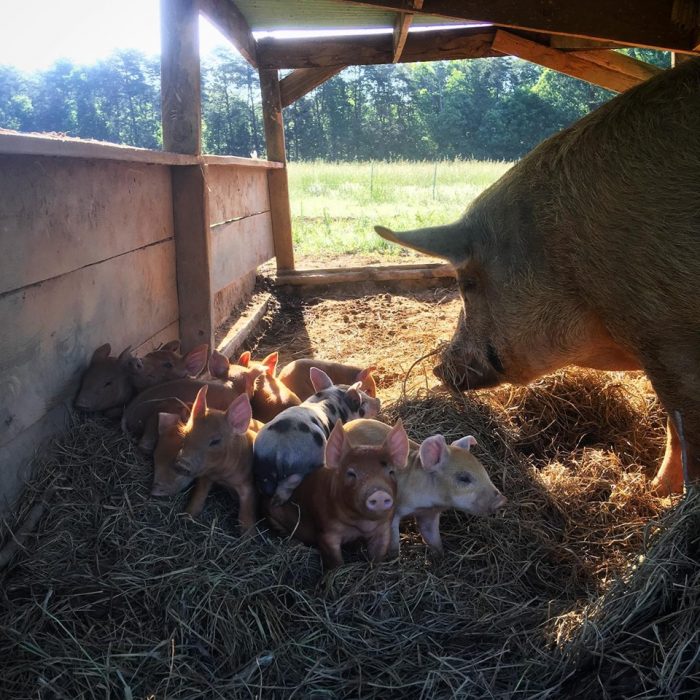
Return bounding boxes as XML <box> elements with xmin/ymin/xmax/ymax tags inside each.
<box><xmin>279</xmin><ymin>67</ymin><xmax>346</xmax><ymax>107</ymax></box>
<box><xmin>392</xmin><ymin>0</ymin><xmax>424</xmax><ymax>63</ymax></box>
<box><xmin>343</xmin><ymin>0</ymin><xmax>698</xmax><ymax>54</ymax></box>
<box><xmin>569</xmin><ymin>49</ymin><xmax>662</xmax><ymax>82</ymax></box>
<box><xmin>492</xmin><ymin>30</ymin><xmax>647</xmax><ymax>93</ymax></box>
<box><xmin>257</xmin><ymin>26</ymin><xmax>497</xmax><ymax>69</ymax></box>
<box><xmin>199</xmin><ymin>0</ymin><xmax>257</xmax><ymax>67</ymax></box>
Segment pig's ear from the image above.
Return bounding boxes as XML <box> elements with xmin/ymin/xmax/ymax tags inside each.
<box><xmin>356</xmin><ymin>367</ymin><xmax>377</xmax><ymax>398</ymax></box>
<box><xmin>226</xmin><ymin>393</ymin><xmax>252</xmax><ymax>434</ymax></box>
<box><xmin>324</xmin><ymin>420</ymin><xmax>347</xmax><ymax>470</ymax></box>
<box><xmin>237</xmin><ymin>350</ymin><xmax>251</xmax><ymax>367</ymax></box>
<box><xmin>310</xmin><ymin>367</ymin><xmax>334</xmax><ymax>393</ymax></box>
<box><xmin>189</xmin><ymin>385</ymin><xmax>209</xmax><ymax>423</ymax></box>
<box><xmin>161</xmin><ymin>340</ymin><xmax>181</xmax><ymax>353</ymax></box>
<box><xmin>344</xmin><ymin>384</ymin><xmax>362</xmax><ymax>412</ymax></box>
<box><xmin>383</xmin><ymin>419</ymin><xmax>409</xmax><ymax>469</ymax></box>
<box><xmin>117</xmin><ymin>346</ymin><xmax>133</xmax><ymax>365</ymax></box>
<box><xmin>374</xmin><ymin>222</ymin><xmax>466</xmax><ymax>264</ymax></box>
<box><xmin>244</xmin><ymin>367</ymin><xmax>264</xmax><ymax>397</ymax></box>
<box><xmin>184</xmin><ymin>344</ymin><xmax>209</xmax><ymax>376</ymax></box>
<box><xmin>419</xmin><ymin>435</ymin><xmax>448</xmax><ymax>471</ymax></box>
<box><xmin>208</xmin><ymin>350</ymin><xmax>230</xmax><ymax>379</ymax></box>
<box><xmin>452</xmin><ymin>435</ymin><xmax>477</xmax><ymax>451</ymax></box>
<box><xmin>92</xmin><ymin>343</ymin><xmax>111</xmax><ymax>362</ymax></box>
<box><xmin>158</xmin><ymin>412</ymin><xmax>181</xmax><ymax>435</ymax></box>
<box><xmin>262</xmin><ymin>352</ymin><xmax>279</xmax><ymax>376</ymax></box>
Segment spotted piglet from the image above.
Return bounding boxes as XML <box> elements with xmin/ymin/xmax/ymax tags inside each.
<box><xmin>252</xmin><ymin>367</ymin><xmax>381</xmax><ymax>503</ymax></box>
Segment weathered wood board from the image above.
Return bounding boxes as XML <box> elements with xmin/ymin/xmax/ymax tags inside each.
<box><xmin>207</xmin><ymin>165</ymin><xmax>270</xmax><ymax>226</ymax></box>
<box><xmin>0</xmin><ymin>156</ymin><xmax>173</xmax><ymax>295</ymax></box>
<box><xmin>0</xmin><ymin>240</ymin><xmax>178</xmax><ymax>448</ymax></box>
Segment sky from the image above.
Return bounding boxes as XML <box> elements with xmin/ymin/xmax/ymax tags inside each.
<box><xmin>0</xmin><ymin>0</ymin><xmax>233</xmax><ymax>72</ymax></box>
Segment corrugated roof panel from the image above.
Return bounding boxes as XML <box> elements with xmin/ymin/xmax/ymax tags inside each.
<box><xmin>235</xmin><ymin>0</ymin><xmax>467</xmax><ymax>31</ymax></box>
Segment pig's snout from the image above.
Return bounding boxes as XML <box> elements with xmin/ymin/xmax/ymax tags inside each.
<box><xmin>151</xmin><ymin>482</ymin><xmax>169</xmax><ymax>497</ymax></box>
<box><xmin>366</xmin><ymin>489</ymin><xmax>393</xmax><ymax>512</ymax></box>
<box><xmin>433</xmin><ymin>361</ymin><xmax>500</xmax><ymax>392</ymax></box>
<box><xmin>490</xmin><ymin>491</ymin><xmax>507</xmax><ymax>512</ymax></box>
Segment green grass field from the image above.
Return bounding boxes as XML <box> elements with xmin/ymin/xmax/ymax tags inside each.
<box><xmin>287</xmin><ymin>160</ymin><xmax>512</xmax><ymax>257</ymax></box>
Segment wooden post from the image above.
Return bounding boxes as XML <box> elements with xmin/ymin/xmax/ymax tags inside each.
<box><xmin>161</xmin><ymin>0</ymin><xmax>213</xmax><ymax>349</ymax></box>
<box><xmin>259</xmin><ymin>68</ymin><xmax>295</xmax><ymax>271</ymax></box>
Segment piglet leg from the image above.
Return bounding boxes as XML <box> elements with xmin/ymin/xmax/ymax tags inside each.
<box><xmin>366</xmin><ymin>525</ymin><xmax>391</xmax><ymax>563</ymax></box>
<box><xmin>319</xmin><ymin>532</ymin><xmax>344</xmax><ymax>569</ymax></box>
<box><xmin>416</xmin><ymin>511</ymin><xmax>443</xmax><ymax>556</ymax></box>
<box><xmin>387</xmin><ymin>514</ymin><xmax>401</xmax><ymax>559</ymax></box>
<box><xmin>234</xmin><ymin>482</ymin><xmax>258</xmax><ymax>537</ymax></box>
<box><xmin>185</xmin><ymin>477</ymin><xmax>213</xmax><ymax>516</ymax></box>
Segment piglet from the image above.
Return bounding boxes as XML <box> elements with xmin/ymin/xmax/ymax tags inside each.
<box><xmin>208</xmin><ymin>350</ymin><xmax>301</xmax><ymax>422</ymax></box>
<box><xmin>278</xmin><ymin>358</ymin><xmax>377</xmax><ymax>401</ymax></box>
<box><xmin>253</xmin><ymin>368</ymin><xmax>381</xmax><ymax>503</ymax></box>
<box><xmin>265</xmin><ymin>419</ymin><xmax>408</xmax><ymax>569</ymax></box>
<box><xmin>151</xmin><ymin>386</ymin><xmax>257</xmax><ymax>533</ymax></box>
<box><xmin>129</xmin><ymin>342</ymin><xmax>208</xmax><ymax>391</ymax></box>
<box><xmin>345</xmin><ymin>418</ymin><xmax>507</xmax><ymax>557</ymax></box>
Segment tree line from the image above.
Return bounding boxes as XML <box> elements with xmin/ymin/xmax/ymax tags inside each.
<box><xmin>0</xmin><ymin>47</ymin><xmax>668</xmax><ymax>162</ymax></box>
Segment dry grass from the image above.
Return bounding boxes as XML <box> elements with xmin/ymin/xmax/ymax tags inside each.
<box><xmin>1</xmin><ymin>288</ymin><xmax>698</xmax><ymax>698</ymax></box>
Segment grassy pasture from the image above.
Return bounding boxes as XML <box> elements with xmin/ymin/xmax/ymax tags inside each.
<box><xmin>287</xmin><ymin>160</ymin><xmax>512</xmax><ymax>257</ymax></box>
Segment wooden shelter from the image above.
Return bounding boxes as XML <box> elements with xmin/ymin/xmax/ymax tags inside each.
<box><xmin>0</xmin><ymin>0</ymin><xmax>698</xmax><ymax>512</ymax></box>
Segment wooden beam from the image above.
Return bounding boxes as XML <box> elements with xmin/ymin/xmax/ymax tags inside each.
<box><xmin>569</xmin><ymin>49</ymin><xmax>662</xmax><ymax>83</ymax></box>
<box><xmin>275</xmin><ymin>263</ymin><xmax>455</xmax><ymax>287</ymax></box>
<box><xmin>550</xmin><ymin>36</ymin><xmax>626</xmax><ymax>51</ymax></box>
<box><xmin>492</xmin><ymin>30</ymin><xmax>643</xmax><ymax>93</ymax></box>
<box><xmin>259</xmin><ymin>68</ymin><xmax>295</xmax><ymax>271</ymax></box>
<box><xmin>279</xmin><ymin>67</ymin><xmax>345</xmax><ymax>108</ymax></box>
<box><xmin>160</xmin><ymin>0</ymin><xmax>201</xmax><ymax>154</ymax></box>
<box><xmin>257</xmin><ymin>26</ymin><xmax>497</xmax><ymax>69</ymax></box>
<box><xmin>344</xmin><ymin>0</ymin><xmax>697</xmax><ymax>53</ymax></box>
<box><xmin>171</xmin><ymin>165</ymin><xmax>214</xmax><ymax>351</ymax></box>
<box><xmin>393</xmin><ymin>1</ymin><xmax>424</xmax><ymax>63</ymax></box>
<box><xmin>199</xmin><ymin>0</ymin><xmax>257</xmax><ymax>67</ymax></box>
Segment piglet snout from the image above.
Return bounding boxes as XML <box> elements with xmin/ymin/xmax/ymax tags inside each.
<box><xmin>366</xmin><ymin>489</ymin><xmax>393</xmax><ymax>512</ymax></box>
<box><xmin>491</xmin><ymin>491</ymin><xmax>507</xmax><ymax>512</ymax></box>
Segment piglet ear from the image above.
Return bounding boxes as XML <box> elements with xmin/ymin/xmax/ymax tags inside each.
<box><xmin>324</xmin><ymin>420</ymin><xmax>346</xmax><ymax>470</ymax></box>
<box><xmin>451</xmin><ymin>435</ymin><xmax>477</xmax><ymax>451</ymax></box>
<box><xmin>383</xmin><ymin>419</ymin><xmax>409</xmax><ymax>469</ymax></box>
<box><xmin>117</xmin><ymin>346</ymin><xmax>133</xmax><ymax>365</ymax></box>
<box><xmin>226</xmin><ymin>393</ymin><xmax>252</xmax><ymax>434</ymax></box>
<box><xmin>244</xmin><ymin>367</ymin><xmax>264</xmax><ymax>397</ymax></box>
<box><xmin>419</xmin><ymin>435</ymin><xmax>448</xmax><ymax>471</ymax></box>
<box><xmin>184</xmin><ymin>344</ymin><xmax>209</xmax><ymax>376</ymax></box>
<box><xmin>344</xmin><ymin>386</ymin><xmax>361</xmax><ymax>412</ymax></box>
<box><xmin>92</xmin><ymin>343</ymin><xmax>111</xmax><ymax>362</ymax></box>
<box><xmin>237</xmin><ymin>350</ymin><xmax>251</xmax><ymax>367</ymax></box>
<box><xmin>189</xmin><ymin>385</ymin><xmax>208</xmax><ymax>424</ymax></box>
<box><xmin>262</xmin><ymin>352</ymin><xmax>279</xmax><ymax>376</ymax></box>
<box><xmin>158</xmin><ymin>412</ymin><xmax>181</xmax><ymax>434</ymax></box>
<box><xmin>208</xmin><ymin>350</ymin><xmax>230</xmax><ymax>380</ymax></box>
<box><xmin>161</xmin><ymin>340</ymin><xmax>181</xmax><ymax>353</ymax></box>
<box><xmin>310</xmin><ymin>367</ymin><xmax>334</xmax><ymax>393</ymax></box>
<box><xmin>356</xmin><ymin>367</ymin><xmax>377</xmax><ymax>398</ymax></box>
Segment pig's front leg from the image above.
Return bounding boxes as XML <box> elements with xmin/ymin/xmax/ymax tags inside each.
<box><xmin>138</xmin><ymin>413</ymin><xmax>159</xmax><ymax>453</ymax></box>
<box><xmin>416</xmin><ymin>511</ymin><xmax>443</xmax><ymax>556</ymax></box>
<box><xmin>318</xmin><ymin>532</ymin><xmax>344</xmax><ymax>569</ymax></box>
<box><xmin>366</xmin><ymin>524</ymin><xmax>391</xmax><ymax>563</ymax></box>
<box><xmin>387</xmin><ymin>513</ymin><xmax>401</xmax><ymax>559</ymax></box>
<box><xmin>185</xmin><ymin>477</ymin><xmax>213</xmax><ymax>516</ymax></box>
<box><xmin>233</xmin><ymin>481</ymin><xmax>258</xmax><ymax>537</ymax></box>
<box><xmin>652</xmin><ymin>416</ymin><xmax>685</xmax><ymax>495</ymax></box>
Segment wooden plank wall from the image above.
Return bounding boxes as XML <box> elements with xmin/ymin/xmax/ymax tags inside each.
<box><xmin>207</xmin><ymin>164</ymin><xmax>275</xmax><ymax>327</ymax></box>
<box><xmin>0</xmin><ymin>154</ymin><xmax>179</xmax><ymax>514</ymax></box>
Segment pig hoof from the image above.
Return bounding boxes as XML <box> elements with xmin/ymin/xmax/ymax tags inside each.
<box><xmin>650</xmin><ymin>475</ymin><xmax>684</xmax><ymax>497</ymax></box>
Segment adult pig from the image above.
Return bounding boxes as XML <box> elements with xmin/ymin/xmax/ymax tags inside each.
<box><xmin>345</xmin><ymin>418</ymin><xmax>506</xmax><ymax>557</ymax></box>
<box><xmin>264</xmin><ymin>419</ymin><xmax>408</xmax><ymax>569</ymax></box>
<box><xmin>375</xmin><ymin>58</ymin><xmax>700</xmax><ymax>495</ymax></box>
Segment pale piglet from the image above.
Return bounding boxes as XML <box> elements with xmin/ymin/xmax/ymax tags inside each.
<box><xmin>151</xmin><ymin>385</ymin><xmax>257</xmax><ymax>533</ymax></box>
<box><xmin>208</xmin><ymin>350</ymin><xmax>301</xmax><ymax>422</ymax></box>
<box><xmin>74</xmin><ymin>342</ymin><xmax>208</xmax><ymax>413</ymax></box>
<box><xmin>253</xmin><ymin>368</ymin><xmax>381</xmax><ymax>503</ymax></box>
<box><xmin>265</xmin><ymin>419</ymin><xmax>408</xmax><ymax>569</ymax></box>
<box><xmin>345</xmin><ymin>418</ymin><xmax>507</xmax><ymax>557</ymax></box>
<box><xmin>278</xmin><ymin>358</ymin><xmax>377</xmax><ymax>401</ymax></box>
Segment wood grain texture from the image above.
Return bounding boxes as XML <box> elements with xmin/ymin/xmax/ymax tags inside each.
<box><xmin>279</xmin><ymin>67</ymin><xmax>345</xmax><ymax>107</ymax></box>
<box><xmin>0</xmin><ymin>156</ymin><xmax>173</xmax><ymax>295</ymax></box>
<box><xmin>0</xmin><ymin>240</ymin><xmax>178</xmax><ymax>448</ymax></box>
<box><xmin>213</xmin><ymin>270</ymin><xmax>256</xmax><ymax>330</ymax></box>
<box><xmin>207</xmin><ymin>165</ymin><xmax>270</xmax><ymax>225</ymax></box>
<box><xmin>199</xmin><ymin>0</ymin><xmax>257</xmax><ymax>66</ymax></box>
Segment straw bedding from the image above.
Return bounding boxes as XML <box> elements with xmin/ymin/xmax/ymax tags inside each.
<box><xmin>1</xmin><ymin>288</ymin><xmax>698</xmax><ymax>698</ymax></box>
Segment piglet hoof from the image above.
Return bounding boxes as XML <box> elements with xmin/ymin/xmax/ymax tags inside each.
<box><xmin>386</xmin><ymin>548</ymin><xmax>400</xmax><ymax>561</ymax></box>
<box><xmin>427</xmin><ymin>545</ymin><xmax>445</xmax><ymax>561</ymax></box>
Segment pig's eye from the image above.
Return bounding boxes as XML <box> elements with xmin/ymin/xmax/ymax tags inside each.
<box><xmin>209</xmin><ymin>436</ymin><xmax>222</xmax><ymax>447</ymax></box>
<box><xmin>163</xmin><ymin>361</ymin><xmax>174</xmax><ymax>369</ymax></box>
<box><xmin>460</xmin><ymin>277</ymin><xmax>478</xmax><ymax>293</ymax></box>
<box><xmin>104</xmin><ymin>380</ymin><xmax>113</xmax><ymax>387</ymax></box>
<box><xmin>456</xmin><ymin>472</ymin><xmax>473</xmax><ymax>484</ymax></box>
<box><xmin>346</xmin><ymin>468</ymin><xmax>357</xmax><ymax>479</ymax></box>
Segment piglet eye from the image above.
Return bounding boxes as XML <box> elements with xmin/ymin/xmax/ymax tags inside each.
<box><xmin>456</xmin><ymin>472</ymin><xmax>472</xmax><ymax>484</ymax></box>
<box><xmin>209</xmin><ymin>437</ymin><xmax>222</xmax><ymax>447</ymax></box>
<box><xmin>346</xmin><ymin>468</ymin><xmax>357</xmax><ymax>479</ymax></box>
<box><xmin>104</xmin><ymin>380</ymin><xmax>113</xmax><ymax>387</ymax></box>
<box><xmin>388</xmin><ymin>469</ymin><xmax>396</xmax><ymax>478</ymax></box>
<box><xmin>164</xmin><ymin>361</ymin><xmax>174</xmax><ymax>369</ymax></box>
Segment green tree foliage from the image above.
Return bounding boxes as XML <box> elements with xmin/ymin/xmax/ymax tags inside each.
<box><xmin>0</xmin><ymin>47</ymin><xmax>670</xmax><ymax>161</ymax></box>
